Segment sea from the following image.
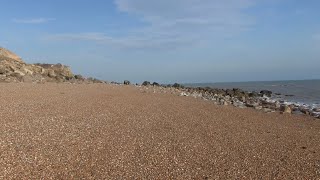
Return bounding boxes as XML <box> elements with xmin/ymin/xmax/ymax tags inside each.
<box><xmin>186</xmin><ymin>79</ymin><xmax>320</xmax><ymax>109</ymax></box>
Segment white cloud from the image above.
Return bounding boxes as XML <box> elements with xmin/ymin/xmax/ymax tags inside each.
<box><xmin>46</xmin><ymin>32</ymin><xmax>190</xmax><ymax>49</ymax></box>
<box><xmin>115</xmin><ymin>0</ymin><xmax>255</xmax><ymax>27</ymax></box>
<box><xmin>47</xmin><ymin>33</ymin><xmax>111</xmax><ymax>41</ymax></box>
<box><xmin>47</xmin><ymin>0</ymin><xmax>257</xmax><ymax>49</ymax></box>
<box><xmin>115</xmin><ymin>0</ymin><xmax>257</xmax><ymax>48</ymax></box>
<box><xmin>13</xmin><ymin>18</ymin><xmax>55</xmax><ymax>24</ymax></box>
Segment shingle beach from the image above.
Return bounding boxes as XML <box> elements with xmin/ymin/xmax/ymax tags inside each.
<box><xmin>0</xmin><ymin>83</ymin><xmax>319</xmax><ymax>179</ymax></box>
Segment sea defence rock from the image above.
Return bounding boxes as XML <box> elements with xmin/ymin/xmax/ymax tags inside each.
<box><xmin>152</xmin><ymin>82</ymin><xmax>160</xmax><ymax>86</ymax></box>
<box><xmin>138</xmin><ymin>83</ymin><xmax>320</xmax><ymax>119</ymax></box>
<box><xmin>260</xmin><ymin>90</ymin><xmax>272</xmax><ymax>97</ymax></box>
<box><xmin>124</xmin><ymin>80</ymin><xmax>131</xmax><ymax>85</ymax></box>
<box><xmin>0</xmin><ymin>46</ymin><xmax>104</xmax><ymax>83</ymax></box>
<box><xmin>280</xmin><ymin>105</ymin><xmax>292</xmax><ymax>114</ymax></box>
<box><xmin>142</xmin><ymin>81</ymin><xmax>151</xmax><ymax>86</ymax></box>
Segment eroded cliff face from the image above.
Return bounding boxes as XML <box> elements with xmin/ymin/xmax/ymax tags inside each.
<box><xmin>0</xmin><ymin>47</ymin><xmax>23</xmax><ymax>62</ymax></box>
<box><xmin>0</xmin><ymin>47</ymin><xmax>103</xmax><ymax>83</ymax></box>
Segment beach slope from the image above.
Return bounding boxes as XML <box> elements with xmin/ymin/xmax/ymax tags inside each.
<box><xmin>0</xmin><ymin>83</ymin><xmax>319</xmax><ymax>179</ymax></box>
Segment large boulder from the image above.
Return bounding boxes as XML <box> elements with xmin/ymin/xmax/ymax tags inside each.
<box><xmin>124</xmin><ymin>80</ymin><xmax>131</xmax><ymax>85</ymax></box>
<box><xmin>152</xmin><ymin>82</ymin><xmax>160</xmax><ymax>86</ymax></box>
<box><xmin>260</xmin><ymin>90</ymin><xmax>272</xmax><ymax>97</ymax></box>
<box><xmin>142</xmin><ymin>81</ymin><xmax>151</xmax><ymax>86</ymax></box>
<box><xmin>74</xmin><ymin>74</ymin><xmax>84</xmax><ymax>80</ymax></box>
<box><xmin>0</xmin><ymin>65</ymin><xmax>6</xmax><ymax>74</ymax></box>
<box><xmin>35</xmin><ymin>63</ymin><xmax>74</xmax><ymax>79</ymax></box>
<box><xmin>249</xmin><ymin>91</ymin><xmax>259</xmax><ymax>97</ymax></box>
<box><xmin>47</xmin><ymin>69</ymin><xmax>56</xmax><ymax>78</ymax></box>
<box><xmin>280</xmin><ymin>105</ymin><xmax>292</xmax><ymax>114</ymax></box>
<box><xmin>245</xmin><ymin>100</ymin><xmax>260</xmax><ymax>108</ymax></box>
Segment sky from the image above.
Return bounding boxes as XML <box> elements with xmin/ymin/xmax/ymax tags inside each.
<box><xmin>0</xmin><ymin>0</ymin><xmax>319</xmax><ymax>83</ymax></box>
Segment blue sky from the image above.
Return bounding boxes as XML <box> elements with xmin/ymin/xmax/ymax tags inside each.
<box><xmin>0</xmin><ymin>0</ymin><xmax>319</xmax><ymax>83</ymax></box>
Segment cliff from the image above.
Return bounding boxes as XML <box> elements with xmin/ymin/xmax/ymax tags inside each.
<box><xmin>0</xmin><ymin>47</ymin><xmax>103</xmax><ymax>83</ymax></box>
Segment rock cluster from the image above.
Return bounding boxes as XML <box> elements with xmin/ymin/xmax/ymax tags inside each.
<box><xmin>0</xmin><ymin>47</ymin><xmax>105</xmax><ymax>83</ymax></box>
<box><xmin>138</xmin><ymin>82</ymin><xmax>320</xmax><ymax>119</ymax></box>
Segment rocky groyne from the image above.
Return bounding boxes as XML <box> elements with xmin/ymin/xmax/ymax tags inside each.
<box><xmin>128</xmin><ymin>81</ymin><xmax>320</xmax><ymax>119</ymax></box>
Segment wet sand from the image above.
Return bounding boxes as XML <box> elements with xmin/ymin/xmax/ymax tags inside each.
<box><xmin>0</xmin><ymin>83</ymin><xmax>319</xmax><ymax>179</ymax></box>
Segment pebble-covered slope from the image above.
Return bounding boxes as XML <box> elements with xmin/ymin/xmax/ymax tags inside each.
<box><xmin>0</xmin><ymin>83</ymin><xmax>319</xmax><ymax>179</ymax></box>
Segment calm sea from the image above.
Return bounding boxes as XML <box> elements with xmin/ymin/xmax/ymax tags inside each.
<box><xmin>186</xmin><ymin>80</ymin><xmax>320</xmax><ymax>107</ymax></box>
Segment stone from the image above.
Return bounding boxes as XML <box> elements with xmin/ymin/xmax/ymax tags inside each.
<box><xmin>0</xmin><ymin>65</ymin><xmax>5</xmax><ymax>74</ymax></box>
<box><xmin>249</xmin><ymin>91</ymin><xmax>259</xmax><ymax>97</ymax></box>
<box><xmin>14</xmin><ymin>70</ymin><xmax>25</xmax><ymax>76</ymax></box>
<box><xmin>260</xmin><ymin>90</ymin><xmax>272</xmax><ymax>97</ymax></box>
<box><xmin>312</xmin><ymin>108</ymin><xmax>320</xmax><ymax>112</ymax></box>
<box><xmin>142</xmin><ymin>81</ymin><xmax>151</xmax><ymax>86</ymax></box>
<box><xmin>291</xmin><ymin>110</ymin><xmax>304</xmax><ymax>115</ymax></box>
<box><xmin>280</xmin><ymin>105</ymin><xmax>292</xmax><ymax>114</ymax></box>
<box><xmin>47</xmin><ymin>69</ymin><xmax>56</xmax><ymax>78</ymax></box>
<box><xmin>263</xmin><ymin>108</ymin><xmax>273</xmax><ymax>113</ymax></box>
<box><xmin>219</xmin><ymin>99</ymin><xmax>225</xmax><ymax>106</ymax></box>
<box><xmin>35</xmin><ymin>63</ymin><xmax>74</xmax><ymax>79</ymax></box>
<box><xmin>23</xmin><ymin>68</ymin><xmax>34</xmax><ymax>75</ymax></box>
<box><xmin>310</xmin><ymin>112</ymin><xmax>320</xmax><ymax>118</ymax></box>
<box><xmin>275</xmin><ymin>101</ymin><xmax>281</xmax><ymax>109</ymax></box>
<box><xmin>55</xmin><ymin>76</ymin><xmax>65</xmax><ymax>83</ymax></box>
<box><xmin>226</xmin><ymin>89</ymin><xmax>234</xmax><ymax>97</ymax></box>
<box><xmin>254</xmin><ymin>106</ymin><xmax>263</xmax><ymax>110</ymax></box>
<box><xmin>289</xmin><ymin>104</ymin><xmax>295</xmax><ymax>110</ymax></box>
<box><xmin>152</xmin><ymin>82</ymin><xmax>160</xmax><ymax>86</ymax></box>
<box><xmin>180</xmin><ymin>92</ymin><xmax>188</xmax><ymax>97</ymax></box>
<box><xmin>246</xmin><ymin>101</ymin><xmax>259</xmax><ymax>108</ymax></box>
<box><xmin>8</xmin><ymin>65</ymin><xmax>16</xmax><ymax>72</ymax></box>
<box><xmin>10</xmin><ymin>72</ymin><xmax>23</xmax><ymax>78</ymax></box>
<box><xmin>124</xmin><ymin>80</ymin><xmax>131</xmax><ymax>85</ymax></box>
<box><xmin>74</xmin><ymin>74</ymin><xmax>84</xmax><ymax>80</ymax></box>
<box><xmin>299</xmin><ymin>107</ymin><xmax>310</xmax><ymax>115</ymax></box>
<box><xmin>233</xmin><ymin>102</ymin><xmax>245</xmax><ymax>108</ymax></box>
